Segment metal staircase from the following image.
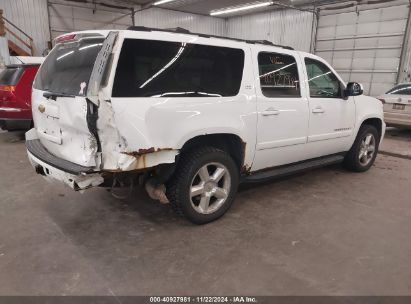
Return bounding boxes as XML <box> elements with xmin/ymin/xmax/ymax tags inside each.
<box><xmin>0</xmin><ymin>9</ymin><xmax>34</xmax><ymax>56</ymax></box>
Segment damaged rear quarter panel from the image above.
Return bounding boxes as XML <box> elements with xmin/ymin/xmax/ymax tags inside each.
<box><xmin>95</xmin><ymin>95</ymin><xmax>179</xmax><ymax>171</ymax></box>
<box><xmin>98</xmin><ymin>31</ymin><xmax>257</xmax><ymax>172</ymax></box>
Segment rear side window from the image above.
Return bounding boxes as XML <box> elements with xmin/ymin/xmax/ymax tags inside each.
<box><xmin>112</xmin><ymin>39</ymin><xmax>245</xmax><ymax>98</ymax></box>
<box><xmin>258</xmin><ymin>52</ymin><xmax>300</xmax><ymax>97</ymax></box>
<box><xmin>0</xmin><ymin>67</ymin><xmax>23</xmax><ymax>85</ymax></box>
<box><xmin>386</xmin><ymin>84</ymin><xmax>411</xmax><ymax>95</ymax></box>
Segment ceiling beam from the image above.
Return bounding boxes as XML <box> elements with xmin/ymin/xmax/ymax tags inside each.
<box><xmin>271</xmin><ymin>1</ymin><xmax>317</xmax><ymax>14</ymax></box>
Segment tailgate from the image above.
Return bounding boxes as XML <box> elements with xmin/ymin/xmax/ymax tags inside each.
<box><xmin>31</xmin><ymin>33</ymin><xmax>109</xmax><ymax>167</ymax></box>
<box><xmin>32</xmin><ymin>89</ymin><xmax>98</xmax><ymax>166</ymax></box>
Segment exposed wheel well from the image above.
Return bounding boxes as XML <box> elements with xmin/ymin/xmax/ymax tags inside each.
<box><xmin>179</xmin><ymin>134</ymin><xmax>246</xmax><ymax>171</ymax></box>
<box><xmin>361</xmin><ymin>118</ymin><xmax>383</xmax><ymax>138</ymax></box>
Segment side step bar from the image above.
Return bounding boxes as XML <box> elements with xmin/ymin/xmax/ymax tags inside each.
<box><xmin>243</xmin><ymin>154</ymin><xmax>345</xmax><ymax>183</ymax></box>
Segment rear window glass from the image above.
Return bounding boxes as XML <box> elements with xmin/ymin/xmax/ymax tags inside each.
<box><xmin>0</xmin><ymin>67</ymin><xmax>23</xmax><ymax>85</ymax></box>
<box><xmin>112</xmin><ymin>39</ymin><xmax>245</xmax><ymax>98</ymax></box>
<box><xmin>386</xmin><ymin>84</ymin><xmax>411</xmax><ymax>95</ymax></box>
<box><xmin>33</xmin><ymin>38</ymin><xmax>104</xmax><ymax>96</ymax></box>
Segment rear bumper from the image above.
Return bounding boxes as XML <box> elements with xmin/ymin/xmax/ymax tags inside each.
<box><xmin>0</xmin><ymin>118</ymin><xmax>31</xmax><ymax>131</ymax></box>
<box><xmin>384</xmin><ymin>111</ymin><xmax>411</xmax><ymax>128</ymax></box>
<box><xmin>25</xmin><ymin>130</ymin><xmax>104</xmax><ymax>190</ymax></box>
<box><xmin>26</xmin><ymin>138</ymin><xmax>95</xmax><ymax>175</ymax></box>
<box><xmin>0</xmin><ymin>107</ymin><xmax>32</xmax><ymax>120</ymax></box>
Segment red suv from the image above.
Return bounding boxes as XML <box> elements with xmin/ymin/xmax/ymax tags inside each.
<box><xmin>0</xmin><ymin>62</ymin><xmax>42</xmax><ymax>130</ymax></box>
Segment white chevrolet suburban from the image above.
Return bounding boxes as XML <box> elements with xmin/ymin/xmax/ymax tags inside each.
<box><xmin>26</xmin><ymin>27</ymin><xmax>385</xmax><ymax>224</ymax></box>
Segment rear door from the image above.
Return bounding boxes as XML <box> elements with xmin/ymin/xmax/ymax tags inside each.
<box><xmin>252</xmin><ymin>47</ymin><xmax>310</xmax><ymax>170</ymax></box>
<box><xmin>31</xmin><ymin>33</ymin><xmax>107</xmax><ymax>167</ymax></box>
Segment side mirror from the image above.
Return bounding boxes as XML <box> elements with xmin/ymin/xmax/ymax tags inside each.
<box><xmin>344</xmin><ymin>82</ymin><xmax>363</xmax><ymax>98</ymax></box>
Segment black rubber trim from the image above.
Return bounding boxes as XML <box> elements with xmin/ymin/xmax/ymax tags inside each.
<box><xmin>26</xmin><ymin>139</ymin><xmax>95</xmax><ymax>175</ymax></box>
<box><xmin>0</xmin><ymin>119</ymin><xmax>32</xmax><ymax>131</ymax></box>
<box><xmin>86</xmin><ymin>100</ymin><xmax>101</xmax><ymax>152</ymax></box>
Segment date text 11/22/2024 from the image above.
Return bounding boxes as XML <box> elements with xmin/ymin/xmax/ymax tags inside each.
<box><xmin>149</xmin><ymin>296</ymin><xmax>258</xmax><ymax>303</ymax></box>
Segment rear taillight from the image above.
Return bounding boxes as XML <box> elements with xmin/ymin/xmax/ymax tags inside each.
<box><xmin>0</xmin><ymin>85</ymin><xmax>15</xmax><ymax>92</ymax></box>
<box><xmin>378</xmin><ymin>98</ymin><xmax>385</xmax><ymax>104</ymax></box>
<box><xmin>0</xmin><ymin>85</ymin><xmax>16</xmax><ymax>102</ymax></box>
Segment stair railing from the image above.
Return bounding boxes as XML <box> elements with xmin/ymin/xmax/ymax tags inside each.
<box><xmin>0</xmin><ymin>9</ymin><xmax>34</xmax><ymax>56</ymax></box>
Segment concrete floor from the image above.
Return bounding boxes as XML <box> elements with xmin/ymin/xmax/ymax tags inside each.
<box><xmin>0</xmin><ymin>129</ymin><xmax>411</xmax><ymax>296</ymax></box>
<box><xmin>380</xmin><ymin>128</ymin><xmax>411</xmax><ymax>159</ymax></box>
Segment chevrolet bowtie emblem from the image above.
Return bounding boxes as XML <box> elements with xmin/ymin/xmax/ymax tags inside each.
<box><xmin>38</xmin><ymin>104</ymin><xmax>45</xmax><ymax>113</ymax></box>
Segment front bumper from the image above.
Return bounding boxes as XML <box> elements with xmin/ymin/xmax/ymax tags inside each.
<box><xmin>26</xmin><ymin>133</ymin><xmax>104</xmax><ymax>190</ymax></box>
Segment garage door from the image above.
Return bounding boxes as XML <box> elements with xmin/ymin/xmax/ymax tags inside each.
<box><xmin>315</xmin><ymin>3</ymin><xmax>410</xmax><ymax>96</ymax></box>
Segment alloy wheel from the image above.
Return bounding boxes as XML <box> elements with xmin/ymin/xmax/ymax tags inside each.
<box><xmin>358</xmin><ymin>133</ymin><xmax>376</xmax><ymax>166</ymax></box>
<box><xmin>190</xmin><ymin>162</ymin><xmax>231</xmax><ymax>215</ymax></box>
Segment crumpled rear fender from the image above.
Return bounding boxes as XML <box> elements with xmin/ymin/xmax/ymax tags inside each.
<box><xmin>96</xmin><ymin>99</ymin><xmax>179</xmax><ymax>172</ymax></box>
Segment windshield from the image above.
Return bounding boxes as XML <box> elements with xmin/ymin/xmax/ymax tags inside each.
<box><xmin>0</xmin><ymin>67</ymin><xmax>23</xmax><ymax>85</ymax></box>
<box><xmin>33</xmin><ymin>38</ymin><xmax>104</xmax><ymax>96</ymax></box>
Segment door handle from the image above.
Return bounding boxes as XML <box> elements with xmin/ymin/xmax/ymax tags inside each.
<box><xmin>261</xmin><ymin>108</ymin><xmax>280</xmax><ymax>116</ymax></box>
<box><xmin>312</xmin><ymin>107</ymin><xmax>325</xmax><ymax>114</ymax></box>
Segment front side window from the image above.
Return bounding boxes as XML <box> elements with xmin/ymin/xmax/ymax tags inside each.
<box><xmin>305</xmin><ymin>58</ymin><xmax>342</xmax><ymax>98</ymax></box>
<box><xmin>112</xmin><ymin>39</ymin><xmax>245</xmax><ymax>98</ymax></box>
<box><xmin>258</xmin><ymin>52</ymin><xmax>300</xmax><ymax>97</ymax></box>
<box><xmin>386</xmin><ymin>84</ymin><xmax>411</xmax><ymax>95</ymax></box>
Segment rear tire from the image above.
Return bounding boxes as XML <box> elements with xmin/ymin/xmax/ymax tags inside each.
<box><xmin>166</xmin><ymin>146</ymin><xmax>239</xmax><ymax>224</ymax></box>
<box><xmin>344</xmin><ymin>124</ymin><xmax>380</xmax><ymax>172</ymax></box>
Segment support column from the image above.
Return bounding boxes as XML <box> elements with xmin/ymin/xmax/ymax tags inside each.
<box><xmin>0</xmin><ymin>9</ymin><xmax>10</xmax><ymax>68</ymax></box>
<box><xmin>397</xmin><ymin>2</ymin><xmax>411</xmax><ymax>84</ymax></box>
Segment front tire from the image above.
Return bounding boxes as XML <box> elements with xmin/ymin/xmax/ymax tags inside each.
<box><xmin>166</xmin><ymin>147</ymin><xmax>239</xmax><ymax>224</ymax></box>
<box><xmin>344</xmin><ymin>124</ymin><xmax>380</xmax><ymax>172</ymax></box>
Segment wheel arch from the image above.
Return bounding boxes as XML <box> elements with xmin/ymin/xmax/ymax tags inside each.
<box><xmin>359</xmin><ymin>117</ymin><xmax>384</xmax><ymax>139</ymax></box>
<box><xmin>178</xmin><ymin>133</ymin><xmax>250</xmax><ymax>174</ymax></box>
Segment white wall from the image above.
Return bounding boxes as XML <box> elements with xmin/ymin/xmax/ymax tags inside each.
<box><xmin>134</xmin><ymin>7</ymin><xmax>314</xmax><ymax>52</ymax></box>
<box><xmin>48</xmin><ymin>0</ymin><xmax>135</xmax><ymax>41</ymax></box>
<box><xmin>0</xmin><ymin>0</ymin><xmax>50</xmax><ymax>56</ymax></box>
<box><xmin>134</xmin><ymin>7</ymin><xmax>226</xmax><ymax>36</ymax></box>
<box><xmin>0</xmin><ymin>1</ymin><xmax>313</xmax><ymax>56</ymax></box>
<box><xmin>0</xmin><ymin>37</ymin><xmax>10</xmax><ymax>67</ymax></box>
<box><xmin>226</xmin><ymin>9</ymin><xmax>315</xmax><ymax>52</ymax></box>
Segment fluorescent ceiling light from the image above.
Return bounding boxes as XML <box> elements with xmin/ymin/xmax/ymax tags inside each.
<box><xmin>153</xmin><ymin>0</ymin><xmax>176</xmax><ymax>5</ymax></box>
<box><xmin>57</xmin><ymin>50</ymin><xmax>74</xmax><ymax>61</ymax></box>
<box><xmin>210</xmin><ymin>1</ymin><xmax>273</xmax><ymax>16</ymax></box>
<box><xmin>79</xmin><ymin>43</ymin><xmax>102</xmax><ymax>51</ymax></box>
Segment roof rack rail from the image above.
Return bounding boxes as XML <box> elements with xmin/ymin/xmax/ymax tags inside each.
<box><xmin>164</xmin><ymin>27</ymin><xmax>191</xmax><ymax>34</ymax></box>
<box><xmin>126</xmin><ymin>26</ymin><xmax>294</xmax><ymax>50</ymax></box>
<box><xmin>246</xmin><ymin>39</ymin><xmax>294</xmax><ymax>50</ymax></box>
